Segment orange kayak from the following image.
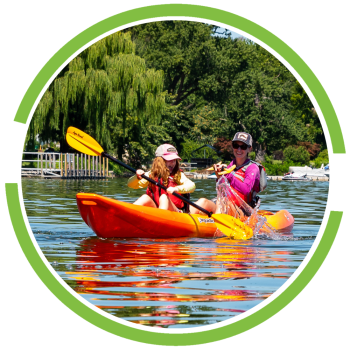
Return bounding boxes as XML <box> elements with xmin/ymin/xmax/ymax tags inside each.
<box><xmin>76</xmin><ymin>193</ymin><xmax>294</xmax><ymax>239</ymax></box>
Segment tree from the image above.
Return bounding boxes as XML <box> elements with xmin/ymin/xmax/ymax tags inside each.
<box><xmin>297</xmin><ymin>141</ymin><xmax>321</xmax><ymax>159</ymax></box>
<box><xmin>127</xmin><ymin>21</ymin><xmax>227</xmax><ymax>107</ymax></box>
<box><xmin>283</xmin><ymin>146</ymin><xmax>310</xmax><ymax>164</ymax></box>
<box><xmin>223</xmin><ymin>41</ymin><xmax>308</xmax><ymax>158</ymax></box>
<box><xmin>291</xmin><ymin>81</ymin><xmax>326</xmax><ymax>148</ymax></box>
<box><xmin>213</xmin><ymin>137</ymin><xmax>234</xmax><ymax>161</ymax></box>
<box><xmin>27</xmin><ymin>32</ymin><xmax>166</xmax><ymax>160</ymax></box>
<box><xmin>313</xmin><ymin>149</ymin><xmax>329</xmax><ymax>168</ymax></box>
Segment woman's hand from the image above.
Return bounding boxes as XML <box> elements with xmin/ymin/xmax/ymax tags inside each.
<box><xmin>136</xmin><ymin>169</ymin><xmax>145</xmax><ymax>180</ymax></box>
<box><xmin>213</xmin><ymin>163</ymin><xmax>224</xmax><ymax>178</ymax></box>
<box><xmin>167</xmin><ymin>186</ymin><xmax>178</xmax><ymax>194</ymax></box>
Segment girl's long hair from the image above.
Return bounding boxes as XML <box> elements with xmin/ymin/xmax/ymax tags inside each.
<box><xmin>149</xmin><ymin>157</ymin><xmax>181</xmax><ymax>188</ymax></box>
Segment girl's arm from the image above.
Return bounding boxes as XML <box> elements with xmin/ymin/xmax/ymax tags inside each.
<box><xmin>173</xmin><ymin>173</ymin><xmax>196</xmax><ymax>194</ymax></box>
<box><xmin>127</xmin><ymin>171</ymin><xmax>151</xmax><ymax>189</ymax></box>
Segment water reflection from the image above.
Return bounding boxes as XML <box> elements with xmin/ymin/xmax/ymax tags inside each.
<box><xmin>22</xmin><ymin>178</ymin><xmax>328</xmax><ymax>328</ymax></box>
<box><xmin>60</xmin><ymin>237</ymin><xmax>293</xmax><ymax>327</ymax></box>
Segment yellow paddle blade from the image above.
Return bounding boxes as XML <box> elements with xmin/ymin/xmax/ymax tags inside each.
<box><xmin>207</xmin><ymin>161</ymin><xmax>222</xmax><ymax>171</ymax></box>
<box><xmin>66</xmin><ymin>127</ymin><xmax>104</xmax><ymax>156</ymax></box>
<box><xmin>218</xmin><ymin>164</ymin><xmax>236</xmax><ymax>176</ymax></box>
<box><xmin>213</xmin><ymin>213</ymin><xmax>253</xmax><ymax>240</ymax></box>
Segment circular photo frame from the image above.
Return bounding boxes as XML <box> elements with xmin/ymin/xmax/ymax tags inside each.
<box><xmin>6</xmin><ymin>4</ymin><xmax>344</xmax><ymax>346</ymax></box>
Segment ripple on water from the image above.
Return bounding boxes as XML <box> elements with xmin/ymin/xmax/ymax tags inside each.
<box><xmin>23</xmin><ymin>178</ymin><xmax>328</xmax><ymax>328</ymax></box>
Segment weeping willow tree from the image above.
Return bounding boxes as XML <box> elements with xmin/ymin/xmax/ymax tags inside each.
<box><xmin>27</xmin><ymin>31</ymin><xmax>166</xmax><ymax>158</ymax></box>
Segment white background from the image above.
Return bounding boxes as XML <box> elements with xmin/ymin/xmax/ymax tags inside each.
<box><xmin>1</xmin><ymin>1</ymin><xmax>349</xmax><ymax>349</ymax></box>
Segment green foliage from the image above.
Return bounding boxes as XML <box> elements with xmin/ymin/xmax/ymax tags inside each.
<box><xmin>180</xmin><ymin>139</ymin><xmax>201</xmax><ymax>162</ymax></box>
<box><xmin>248</xmin><ymin>151</ymin><xmax>256</xmax><ymax>160</ymax></box>
<box><xmin>26</xmin><ymin>21</ymin><xmax>327</xmax><ymax>168</ymax></box>
<box><xmin>179</xmin><ymin>139</ymin><xmax>220</xmax><ymax>163</ymax></box>
<box><xmin>283</xmin><ymin>146</ymin><xmax>310</xmax><ymax>165</ymax></box>
<box><xmin>262</xmin><ymin>161</ymin><xmax>293</xmax><ymax>176</ymax></box>
<box><xmin>291</xmin><ymin>81</ymin><xmax>325</xmax><ymax>148</ymax></box>
<box><xmin>313</xmin><ymin>149</ymin><xmax>329</xmax><ymax>168</ymax></box>
<box><xmin>186</xmin><ymin>105</ymin><xmax>229</xmax><ymax>144</ymax></box>
<box><xmin>127</xmin><ymin>21</ymin><xmax>228</xmax><ymax>106</ymax></box>
<box><xmin>27</xmin><ymin>31</ymin><xmax>166</xmax><ymax>160</ymax></box>
<box><xmin>111</xmin><ymin>163</ymin><xmax>124</xmax><ymax>176</ymax></box>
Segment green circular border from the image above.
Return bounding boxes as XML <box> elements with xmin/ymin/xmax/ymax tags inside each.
<box><xmin>6</xmin><ymin>4</ymin><xmax>344</xmax><ymax>346</ymax></box>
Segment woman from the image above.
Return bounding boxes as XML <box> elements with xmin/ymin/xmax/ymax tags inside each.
<box><xmin>127</xmin><ymin>144</ymin><xmax>196</xmax><ymax>212</ymax></box>
<box><xmin>214</xmin><ymin>132</ymin><xmax>261</xmax><ymax>208</ymax></box>
<box><xmin>191</xmin><ymin>132</ymin><xmax>263</xmax><ymax>215</ymax></box>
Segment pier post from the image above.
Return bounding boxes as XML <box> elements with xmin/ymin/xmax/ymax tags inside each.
<box><xmin>96</xmin><ymin>157</ymin><xmax>98</xmax><ymax>179</ymax></box>
<box><xmin>72</xmin><ymin>154</ymin><xmax>75</xmax><ymax>179</ymax></box>
<box><xmin>103</xmin><ymin>157</ymin><xmax>105</xmax><ymax>178</ymax></box>
<box><xmin>99</xmin><ymin>156</ymin><xmax>102</xmax><ymax>179</ymax></box>
<box><xmin>88</xmin><ymin>155</ymin><xmax>90</xmax><ymax>178</ymax></box>
<box><xmin>41</xmin><ymin>153</ymin><xmax>43</xmax><ymax>177</ymax></box>
<box><xmin>64</xmin><ymin>154</ymin><xmax>67</xmax><ymax>178</ymax></box>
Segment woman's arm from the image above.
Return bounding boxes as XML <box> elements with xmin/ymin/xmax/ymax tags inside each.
<box><xmin>225</xmin><ymin>164</ymin><xmax>260</xmax><ymax>195</ymax></box>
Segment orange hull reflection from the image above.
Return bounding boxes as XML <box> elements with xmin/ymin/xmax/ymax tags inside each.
<box><xmin>63</xmin><ymin>238</ymin><xmax>293</xmax><ymax>327</ymax></box>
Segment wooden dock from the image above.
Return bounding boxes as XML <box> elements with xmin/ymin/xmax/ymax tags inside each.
<box><xmin>22</xmin><ymin>152</ymin><xmax>111</xmax><ymax>179</ymax></box>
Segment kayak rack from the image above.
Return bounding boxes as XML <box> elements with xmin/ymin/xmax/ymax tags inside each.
<box><xmin>22</xmin><ymin>152</ymin><xmax>111</xmax><ymax>179</ymax></box>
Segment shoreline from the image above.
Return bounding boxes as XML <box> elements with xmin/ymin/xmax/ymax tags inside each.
<box><xmin>187</xmin><ymin>174</ymin><xmax>329</xmax><ymax>181</ymax></box>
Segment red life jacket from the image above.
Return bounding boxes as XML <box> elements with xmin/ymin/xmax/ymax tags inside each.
<box><xmin>146</xmin><ymin>176</ymin><xmax>184</xmax><ymax>209</ymax></box>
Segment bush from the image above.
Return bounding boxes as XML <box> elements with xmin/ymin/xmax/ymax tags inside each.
<box><xmin>262</xmin><ymin>161</ymin><xmax>293</xmax><ymax>176</ymax></box>
<box><xmin>283</xmin><ymin>146</ymin><xmax>310</xmax><ymax>165</ymax></box>
<box><xmin>111</xmin><ymin>162</ymin><xmax>124</xmax><ymax>176</ymax></box>
<box><xmin>248</xmin><ymin>151</ymin><xmax>256</xmax><ymax>160</ymax></box>
<box><xmin>313</xmin><ymin>149</ymin><xmax>329</xmax><ymax>168</ymax></box>
<box><xmin>297</xmin><ymin>142</ymin><xmax>321</xmax><ymax>159</ymax></box>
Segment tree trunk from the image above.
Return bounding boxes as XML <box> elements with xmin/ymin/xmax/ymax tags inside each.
<box><xmin>59</xmin><ymin>136</ymin><xmax>70</xmax><ymax>153</ymax></box>
<box><xmin>254</xmin><ymin>143</ymin><xmax>266</xmax><ymax>162</ymax></box>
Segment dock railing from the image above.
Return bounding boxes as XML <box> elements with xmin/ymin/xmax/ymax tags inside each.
<box><xmin>22</xmin><ymin>152</ymin><xmax>110</xmax><ymax>179</ymax></box>
<box><xmin>180</xmin><ymin>162</ymin><xmax>197</xmax><ymax>176</ymax></box>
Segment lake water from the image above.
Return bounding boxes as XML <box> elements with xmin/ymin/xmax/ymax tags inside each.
<box><xmin>22</xmin><ymin>177</ymin><xmax>329</xmax><ymax>328</ymax></box>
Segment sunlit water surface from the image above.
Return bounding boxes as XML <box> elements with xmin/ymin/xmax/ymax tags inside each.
<box><xmin>22</xmin><ymin>178</ymin><xmax>328</xmax><ymax>328</ymax></box>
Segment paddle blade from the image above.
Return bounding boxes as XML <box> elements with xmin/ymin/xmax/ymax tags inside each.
<box><xmin>213</xmin><ymin>214</ymin><xmax>253</xmax><ymax>240</ymax></box>
<box><xmin>66</xmin><ymin>127</ymin><xmax>104</xmax><ymax>156</ymax></box>
<box><xmin>218</xmin><ymin>164</ymin><xmax>236</xmax><ymax>175</ymax></box>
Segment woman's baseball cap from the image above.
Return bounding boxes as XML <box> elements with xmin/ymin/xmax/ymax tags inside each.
<box><xmin>232</xmin><ymin>132</ymin><xmax>253</xmax><ymax>147</ymax></box>
<box><xmin>155</xmin><ymin>144</ymin><xmax>181</xmax><ymax>161</ymax></box>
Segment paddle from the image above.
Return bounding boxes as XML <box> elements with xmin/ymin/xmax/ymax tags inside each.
<box><xmin>66</xmin><ymin>127</ymin><xmax>253</xmax><ymax>239</ymax></box>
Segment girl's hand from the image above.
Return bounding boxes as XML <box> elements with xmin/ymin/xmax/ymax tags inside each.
<box><xmin>136</xmin><ymin>169</ymin><xmax>145</xmax><ymax>180</ymax></box>
<box><xmin>167</xmin><ymin>186</ymin><xmax>178</xmax><ymax>194</ymax></box>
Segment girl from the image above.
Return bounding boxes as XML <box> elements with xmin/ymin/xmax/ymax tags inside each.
<box><xmin>127</xmin><ymin>144</ymin><xmax>196</xmax><ymax>212</ymax></box>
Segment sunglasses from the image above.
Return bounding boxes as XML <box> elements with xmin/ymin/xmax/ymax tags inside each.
<box><xmin>232</xmin><ymin>143</ymin><xmax>249</xmax><ymax>150</ymax></box>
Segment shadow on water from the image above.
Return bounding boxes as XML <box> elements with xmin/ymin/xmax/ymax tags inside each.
<box><xmin>22</xmin><ymin>177</ymin><xmax>328</xmax><ymax>328</ymax></box>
